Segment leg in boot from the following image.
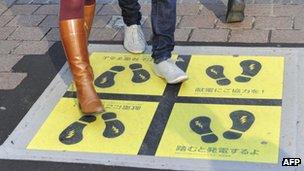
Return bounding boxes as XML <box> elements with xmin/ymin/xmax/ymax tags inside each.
<box><xmin>226</xmin><ymin>0</ymin><xmax>245</xmax><ymax>23</ymax></box>
<box><xmin>59</xmin><ymin>0</ymin><xmax>104</xmax><ymax>114</ymax></box>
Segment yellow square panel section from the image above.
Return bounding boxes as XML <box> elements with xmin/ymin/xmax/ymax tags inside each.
<box><xmin>179</xmin><ymin>55</ymin><xmax>284</xmax><ymax>99</ymax></box>
<box><xmin>156</xmin><ymin>103</ymin><xmax>281</xmax><ymax>164</ymax></box>
<box><xmin>27</xmin><ymin>98</ymin><xmax>158</xmax><ymax>155</ymax></box>
<box><xmin>68</xmin><ymin>52</ymin><xmax>178</xmax><ymax>96</ymax></box>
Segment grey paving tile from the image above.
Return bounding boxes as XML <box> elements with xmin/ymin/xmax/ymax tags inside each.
<box><xmin>0</xmin><ymin>72</ymin><xmax>27</xmax><ymax>90</ymax></box>
<box><xmin>13</xmin><ymin>40</ymin><xmax>54</xmax><ymax>54</ymax></box>
<box><xmin>0</xmin><ymin>54</ymin><xmax>23</xmax><ymax>72</ymax></box>
<box><xmin>6</xmin><ymin>14</ymin><xmax>46</xmax><ymax>27</ymax></box>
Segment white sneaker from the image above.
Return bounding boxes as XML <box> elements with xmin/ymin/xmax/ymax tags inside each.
<box><xmin>123</xmin><ymin>24</ymin><xmax>146</xmax><ymax>54</ymax></box>
<box><xmin>153</xmin><ymin>59</ymin><xmax>188</xmax><ymax>84</ymax></box>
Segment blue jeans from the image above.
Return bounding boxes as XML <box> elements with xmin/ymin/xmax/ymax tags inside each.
<box><xmin>118</xmin><ymin>0</ymin><xmax>176</xmax><ymax>63</ymax></box>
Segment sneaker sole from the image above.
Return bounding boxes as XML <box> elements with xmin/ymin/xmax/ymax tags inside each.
<box><xmin>123</xmin><ymin>45</ymin><xmax>146</xmax><ymax>54</ymax></box>
<box><xmin>168</xmin><ymin>75</ymin><xmax>189</xmax><ymax>84</ymax></box>
<box><xmin>155</xmin><ymin>72</ymin><xmax>188</xmax><ymax>84</ymax></box>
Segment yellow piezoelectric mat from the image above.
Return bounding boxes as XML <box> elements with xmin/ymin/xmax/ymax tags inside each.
<box><xmin>27</xmin><ymin>98</ymin><xmax>158</xmax><ymax>155</ymax></box>
<box><xmin>156</xmin><ymin>103</ymin><xmax>281</xmax><ymax>163</ymax></box>
<box><xmin>68</xmin><ymin>52</ymin><xmax>178</xmax><ymax>96</ymax></box>
<box><xmin>179</xmin><ymin>55</ymin><xmax>284</xmax><ymax>99</ymax></box>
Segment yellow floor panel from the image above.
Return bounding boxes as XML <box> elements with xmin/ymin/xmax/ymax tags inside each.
<box><xmin>179</xmin><ymin>55</ymin><xmax>284</xmax><ymax>99</ymax></box>
<box><xmin>156</xmin><ymin>103</ymin><xmax>281</xmax><ymax>164</ymax></box>
<box><xmin>27</xmin><ymin>98</ymin><xmax>158</xmax><ymax>155</ymax></box>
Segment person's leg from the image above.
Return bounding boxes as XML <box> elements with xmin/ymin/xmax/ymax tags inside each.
<box><xmin>118</xmin><ymin>0</ymin><xmax>141</xmax><ymax>26</ymax></box>
<box><xmin>118</xmin><ymin>0</ymin><xmax>146</xmax><ymax>54</ymax></box>
<box><xmin>151</xmin><ymin>0</ymin><xmax>176</xmax><ymax>63</ymax></box>
<box><xmin>151</xmin><ymin>0</ymin><xmax>188</xmax><ymax>84</ymax></box>
<box><xmin>59</xmin><ymin>0</ymin><xmax>104</xmax><ymax>114</ymax></box>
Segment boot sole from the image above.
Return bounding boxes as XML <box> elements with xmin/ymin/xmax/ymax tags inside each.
<box><xmin>79</xmin><ymin>104</ymin><xmax>105</xmax><ymax>116</ymax></box>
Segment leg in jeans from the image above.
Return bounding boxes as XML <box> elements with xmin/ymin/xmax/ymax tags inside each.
<box><xmin>151</xmin><ymin>0</ymin><xmax>187</xmax><ymax>84</ymax></box>
<box><xmin>118</xmin><ymin>0</ymin><xmax>142</xmax><ymax>26</ymax></box>
<box><xmin>118</xmin><ymin>0</ymin><xmax>146</xmax><ymax>54</ymax></box>
<box><xmin>151</xmin><ymin>0</ymin><xmax>176</xmax><ymax>63</ymax></box>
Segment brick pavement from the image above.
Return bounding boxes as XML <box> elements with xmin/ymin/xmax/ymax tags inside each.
<box><xmin>0</xmin><ymin>0</ymin><xmax>304</xmax><ymax>90</ymax></box>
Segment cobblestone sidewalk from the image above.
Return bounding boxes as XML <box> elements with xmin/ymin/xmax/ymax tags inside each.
<box><xmin>0</xmin><ymin>0</ymin><xmax>304</xmax><ymax>90</ymax></box>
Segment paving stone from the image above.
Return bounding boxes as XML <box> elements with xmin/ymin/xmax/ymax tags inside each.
<box><xmin>39</xmin><ymin>15</ymin><xmax>58</xmax><ymax>27</ymax></box>
<box><xmin>255</xmin><ymin>16</ymin><xmax>292</xmax><ymax>30</ymax></box>
<box><xmin>273</xmin><ymin>5</ymin><xmax>304</xmax><ymax>16</ymax></box>
<box><xmin>92</xmin><ymin>15</ymin><xmax>112</xmax><ymax>28</ymax></box>
<box><xmin>42</xmin><ymin>27</ymin><xmax>59</xmax><ymax>41</ymax></box>
<box><xmin>216</xmin><ymin>16</ymin><xmax>254</xmax><ymax>29</ymax></box>
<box><xmin>177</xmin><ymin>4</ymin><xmax>200</xmax><ymax>16</ymax></box>
<box><xmin>245</xmin><ymin>4</ymin><xmax>274</xmax><ymax>16</ymax></box>
<box><xmin>106</xmin><ymin>15</ymin><xmax>124</xmax><ymax>29</ymax></box>
<box><xmin>0</xmin><ymin>27</ymin><xmax>17</xmax><ymax>40</ymax></box>
<box><xmin>98</xmin><ymin>4</ymin><xmax>121</xmax><ymax>15</ymax></box>
<box><xmin>0</xmin><ymin>3</ymin><xmax>8</xmax><ymax>15</ymax></box>
<box><xmin>13</xmin><ymin>40</ymin><xmax>54</xmax><ymax>54</ymax></box>
<box><xmin>199</xmin><ymin>3</ymin><xmax>227</xmax><ymax>18</ymax></box>
<box><xmin>89</xmin><ymin>27</ymin><xmax>118</xmax><ymax>41</ymax></box>
<box><xmin>229</xmin><ymin>30</ymin><xmax>269</xmax><ymax>43</ymax></box>
<box><xmin>271</xmin><ymin>30</ymin><xmax>304</xmax><ymax>43</ymax></box>
<box><xmin>179</xmin><ymin>15</ymin><xmax>215</xmax><ymax>29</ymax></box>
<box><xmin>255</xmin><ymin>0</ymin><xmax>292</xmax><ymax>4</ymax></box>
<box><xmin>0</xmin><ymin>40</ymin><xmax>20</xmax><ymax>54</ymax></box>
<box><xmin>189</xmin><ymin>29</ymin><xmax>229</xmax><ymax>42</ymax></box>
<box><xmin>3</xmin><ymin>5</ymin><xmax>40</xmax><ymax>15</ymax></box>
<box><xmin>0</xmin><ymin>72</ymin><xmax>27</xmax><ymax>90</ymax></box>
<box><xmin>294</xmin><ymin>16</ymin><xmax>304</xmax><ymax>29</ymax></box>
<box><xmin>293</xmin><ymin>0</ymin><xmax>304</xmax><ymax>4</ymax></box>
<box><xmin>6</xmin><ymin>15</ymin><xmax>46</xmax><ymax>27</ymax></box>
<box><xmin>175</xmin><ymin>28</ymin><xmax>191</xmax><ymax>41</ymax></box>
<box><xmin>9</xmin><ymin>27</ymin><xmax>50</xmax><ymax>41</ymax></box>
<box><xmin>0</xmin><ymin>54</ymin><xmax>23</xmax><ymax>72</ymax></box>
<box><xmin>34</xmin><ymin>4</ymin><xmax>58</xmax><ymax>15</ymax></box>
<box><xmin>0</xmin><ymin>15</ymin><xmax>14</xmax><ymax>27</ymax></box>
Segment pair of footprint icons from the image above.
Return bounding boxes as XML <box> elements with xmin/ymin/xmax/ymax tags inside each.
<box><xmin>94</xmin><ymin>63</ymin><xmax>150</xmax><ymax>88</ymax></box>
<box><xmin>206</xmin><ymin>60</ymin><xmax>262</xmax><ymax>86</ymax></box>
<box><xmin>190</xmin><ymin>110</ymin><xmax>255</xmax><ymax>143</ymax></box>
<box><xmin>59</xmin><ymin>112</ymin><xmax>125</xmax><ymax>145</ymax></box>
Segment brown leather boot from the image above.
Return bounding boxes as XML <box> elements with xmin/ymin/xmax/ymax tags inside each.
<box><xmin>84</xmin><ymin>2</ymin><xmax>96</xmax><ymax>39</ymax></box>
<box><xmin>60</xmin><ymin>19</ymin><xmax>105</xmax><ymax>115</ymax></box>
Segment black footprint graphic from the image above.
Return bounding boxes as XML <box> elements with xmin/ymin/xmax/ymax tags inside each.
<box><xmin>190</xmin><ymin>116</ymin><xmax>218</xmax><ymax>143</ymax></box>
<box><xmin>94</xmin><ymin>66</ymin><xmax>125</xmax><ymax>88</ymax></box>
<box><xmin>235</xmin><ymin>60</ymin><xmax>262</xmax><ymax>83</ymax></box>
<box><xmin>223</xmin><ymin>110</ymin><xmax>255</xmax><ymax>140</ymax></box>
<box><xmin>129</xmin><ymin>63</ymin><xmax>150</xmax><ymax>83</ymax></box>
<box><xmin>206</xmin><ymin>65</ymin><xmax>231</xmax><ymax>86</ymax></box>
<box><xmin>59</xmin><ymin>115</ymin><xmax>96</xmax><ymax>145</ymax></box>
<box><xmin>102</xmin><ymin>112</ymin><xmax>125</xmax><ymax>138</ymax></box>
